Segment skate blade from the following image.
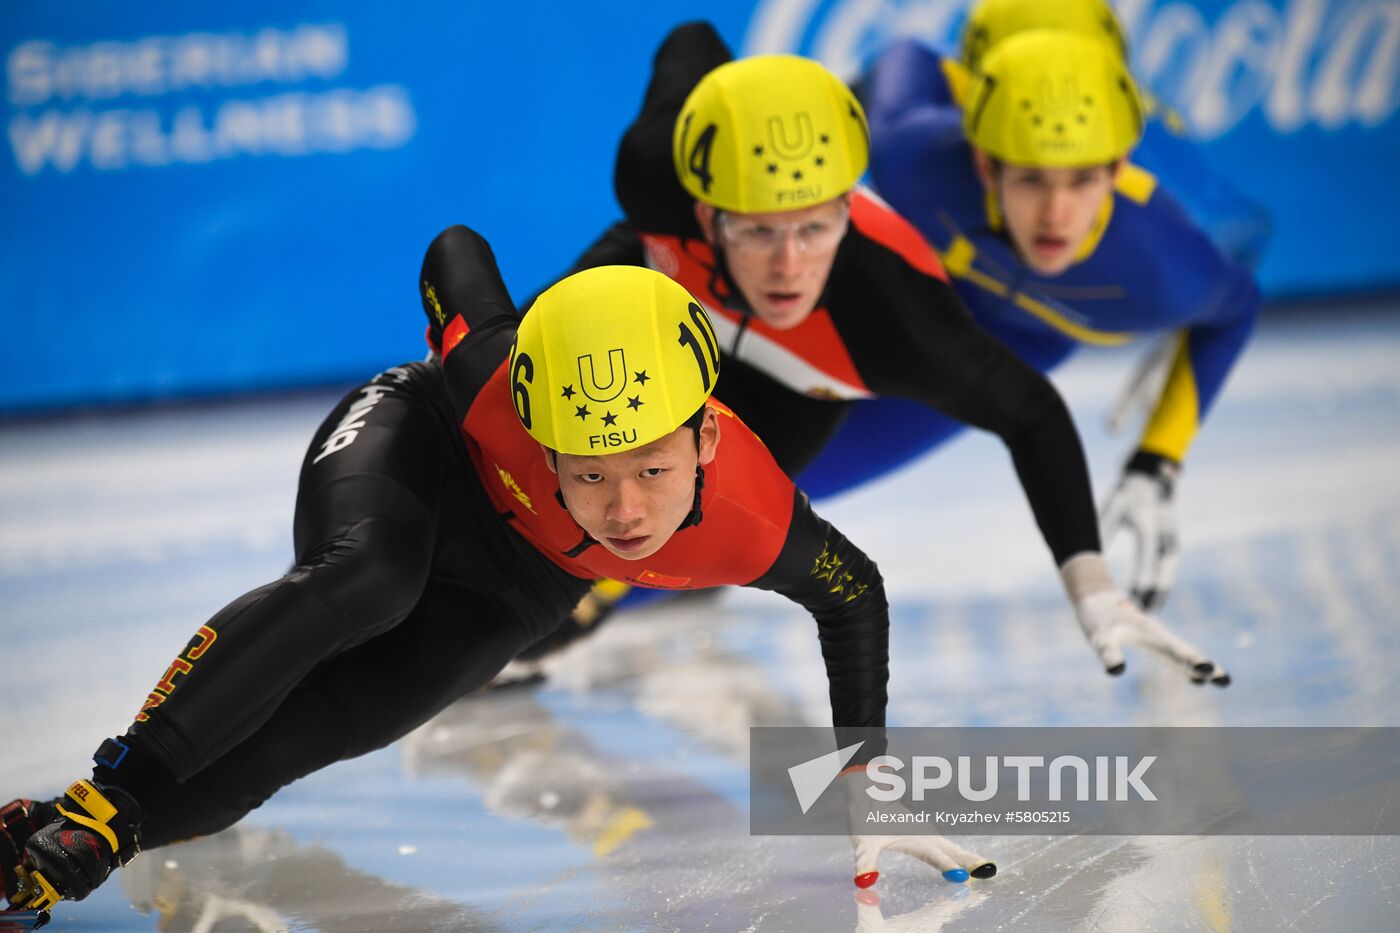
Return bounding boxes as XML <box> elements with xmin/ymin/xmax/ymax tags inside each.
<box><xmin>0</xmin><ymin>909</ymin><xmax>50</xmax><ymax>931</ymax></box>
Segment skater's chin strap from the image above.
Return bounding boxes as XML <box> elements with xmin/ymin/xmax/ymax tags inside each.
<box><xmin>704</xmin><ymin>240</ymin><xmax>749</xmax><ymax>317</ymax></box>
<box><xmin>676</xmin><ymin>463</ymin><xmax>705</xmax><ymax>531</ymax></box>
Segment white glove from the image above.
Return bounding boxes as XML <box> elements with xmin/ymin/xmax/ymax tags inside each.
<box><xmin>1099</xmin><ymin>451</ymin><xmax>1180</xmax><ymax>612</ymax></box>
<box><xmin>1061</xmin><ymin>553</ymin><xmax>1230</xmax><ymax>686</ymax></box>
<box><xmin>841</xmin><ymin>769</ymin><xmax>996</xmax><ymax>889</ymax></box>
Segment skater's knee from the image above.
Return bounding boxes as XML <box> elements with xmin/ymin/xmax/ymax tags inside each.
<box><xmin>295</xmin><ymin>513</ymin><xmax>434</xmax><ymax>630</ymax></box>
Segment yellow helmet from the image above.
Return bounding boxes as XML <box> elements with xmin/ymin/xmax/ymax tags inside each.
<box><xmin>964</xmin><ymin>29</ymin><xmax>1143</xmax><ymax>167</ymax></box>
<box><xmin>509</xmin><ymin>266</ymin><xmax>720</xmax><ymax>456</ymax></box>
<box><xmin>960</xmin><ymin>0</ymin><xmax>1130</xmax><ymax>74</ymax></box>
<box><xmin>673</xmin><ymin>55</ymin><xmax>869</xmax><ymax>214</ymax></box>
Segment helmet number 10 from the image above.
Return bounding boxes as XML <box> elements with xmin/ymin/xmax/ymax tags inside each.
<box><xmin>677</xmin><ymin>302</ymin><xmax>720</xmax><ymax>392</ymax></box>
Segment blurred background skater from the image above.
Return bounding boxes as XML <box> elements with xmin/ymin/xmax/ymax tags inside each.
<box><xmin>858</xmin><ymin>0</ymin><xmax>1263</xmax><ymax>613</ymax></box>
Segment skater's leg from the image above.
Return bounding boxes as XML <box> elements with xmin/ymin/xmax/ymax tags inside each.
<box><xmin>140</xmin><ymin>580</ymin><xmax>580</xmax><ymax>848</ymax></box>
<box><xmin>5</xmin><ymin>371</ymin><xmax>452</xmax><ymax>913</ymax></box>
<box><xmin>122</xmin><ymin>370</ymin><xmax>446</xmax><ymax>795</ymax></box>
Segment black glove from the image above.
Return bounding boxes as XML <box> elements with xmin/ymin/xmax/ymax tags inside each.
<box><xmin>10</xmin><ymin>780</ymin><xmax>141</xmax><ymax>912</ymax></box>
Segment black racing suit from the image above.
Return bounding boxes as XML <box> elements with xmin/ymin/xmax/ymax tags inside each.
<box><xmin>554</xmin><ymin>21</ymin><xmax>1101</xmax><ymax>567</ymax></box>
<box><xmin>120</xmin><ymin>360</ymin><xmax>592</xmax><ymax>847</ymax></box>
<box><xmin>80</xmin><ymin>226</ymin><xmax>892</xmax><ymax>850</ymax></box>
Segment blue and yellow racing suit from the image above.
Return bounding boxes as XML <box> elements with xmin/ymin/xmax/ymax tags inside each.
<box><xmin>797</xmin><ymin>39</ymin><xmax>1262</xmax><ymax>499</ymax></box>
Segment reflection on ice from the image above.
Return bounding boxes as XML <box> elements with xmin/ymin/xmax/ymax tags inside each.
<box><xmin>3</xmin><ymin>311</ymin><xmax>1399</xmax><ymax>930</ymax></box>
<box><xmin>119</xmin><ymin>827</ymin><xmax>495</xmax><ymax>932</ymax></box>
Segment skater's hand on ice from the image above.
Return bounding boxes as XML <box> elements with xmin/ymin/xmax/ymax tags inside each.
<box><xmin>852</xmin><ymin>883</ymin><xmax>986</xmax><ymax>932</ymax></box>
<box><xmin>1074</xmin><ymin>591</ymin><xmax>1230</xmax><ymax>685</ymax></box>
<box><xmin>840</xmin><ymin>770</ymin><xmax>996</xmax><ymax>889</ymax></box>
<box><xmin>1061</xmin><ymin>553</ymin><xmax>1229</xmax><ymax>685</ymax></box>
<box><xmin>1099</xmin><ymin>452</ymin><xmax>1179</xmax><ymax>612</ymax></box>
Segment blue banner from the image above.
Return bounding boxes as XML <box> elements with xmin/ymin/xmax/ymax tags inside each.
<box><xmin>3</xmin><ymin>1</ymin><xmax>1397</xmax><ymax>411</ymax></box>
<box><xmin>0</xmin><ymin>2</ymin><xmax>755</xmax><ymax>411</ymax></box>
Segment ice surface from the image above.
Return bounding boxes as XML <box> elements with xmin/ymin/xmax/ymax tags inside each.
<box><xmin>2</xmin><ymin>309</ymin><xmax>1397</xmax><ymax>931</ymax></box>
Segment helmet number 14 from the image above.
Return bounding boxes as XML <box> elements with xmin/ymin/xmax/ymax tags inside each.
<box><xmin>684</xmin><ymin>117</ymin><xmax>718</xmax><ymax>194</ymax></box>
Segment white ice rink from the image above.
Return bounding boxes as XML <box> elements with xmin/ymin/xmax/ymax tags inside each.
<box><xmin>2</xmin><ymin>307</ymin><xmax>1398</xmax><ymax>931</ymax></box>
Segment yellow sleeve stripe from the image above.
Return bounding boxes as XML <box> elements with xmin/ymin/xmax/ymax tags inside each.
<box><xmin>1140</xmin><ymin>332</ymin><xmax>1200</xmax><ymax>461</ymax></box>
<box><xmin>1116</xmin><ymin>163</ymin><xmax>1158</xmax><ymax>205</ymax></box>
<box><xmin>941</xmin><ymin>235</ymin><xmax>978</xmax><ymax>277</ymax></box>
<box><xmin>941</xmin><ymin>57</ymin><xmax>973</xmax><ymax>108</ymax></box>
<box><xmin>938</xmin><ymin>237</ymin><xmax>1133</xmax><ymax>347</ymax></box>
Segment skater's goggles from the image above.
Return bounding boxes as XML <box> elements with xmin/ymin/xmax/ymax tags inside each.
<box><xmin>716</xmin><ymin>200</ymin><xmax>850</xmax><ymax>256</ymax></box>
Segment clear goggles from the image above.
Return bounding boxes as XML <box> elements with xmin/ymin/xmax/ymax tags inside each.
<box><xmin>716</xmin><ymin>201</ymin><xmax>851</xmax><ymax>255</ymax></box>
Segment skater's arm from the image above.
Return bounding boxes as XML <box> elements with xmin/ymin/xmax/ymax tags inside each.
<box><xmin>417</xmin><ymin>225</ymin><xmax>524</xmax><ymax>426</ymax></box>
<box><xmin>847</xmin><ymin>238</ymin><xmax>1100</xmax><ymax>567</ymax></box>
<box><xmin>863</xmin><ymin>40</ymin><xmax>974</xmax><ymax>223</ymax></box>
<box><xmin>1094</xmin><ymin>192</ymin><xmax>1260</xmax><ymax>612</ymax></box>
<box><xmin>749</xmin><ymin>489</ymin><xmax>889</xmax><ymax>741</ymax></box>
<box><xmin>864</xmin><ymin>39</ymin><xmax>966</xmax><ymax>158</ymax></box>
<box><xmin>615</xmin><ymin>21</ymin><xmax>733</xmax><ymax>236</ymax></box>
<box><xmin>1137</xmin><ymin>261</ymin><xmax>1260</xmax><ymax>464</ymax></box>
